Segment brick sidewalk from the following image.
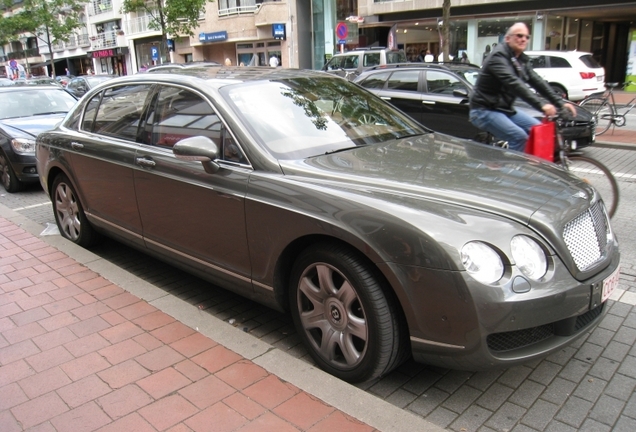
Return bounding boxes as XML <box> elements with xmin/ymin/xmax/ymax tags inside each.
<box><xmin>0</xmin><ymin>217</ymin><xmax>380</xmax><ymax>432</ymax></box>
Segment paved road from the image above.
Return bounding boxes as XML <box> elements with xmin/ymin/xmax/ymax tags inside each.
<box><xmin>2</xmin><ymin>144</ymin><xmax>636</xmax><ymax>432</ymax></box>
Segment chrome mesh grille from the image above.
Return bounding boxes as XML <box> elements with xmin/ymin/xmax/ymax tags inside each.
<box><xmin>563</xmin><ymin>202</ymin><xmax>609</xmax><ymax>271</ymax></box>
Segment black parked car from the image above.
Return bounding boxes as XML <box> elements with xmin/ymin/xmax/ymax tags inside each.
<box><xmin>354</xmin><ymin>63</ymin><xmax>596</xmax><ymax>149</ymax></box>
<box><xmin>66</xmin><ymin>75</ymin><xmax>118</xmax><ymax>97</ymax></box>
<box><xmin>36</xmin><ymin>67</ymin><xmax>618</xmax><ymax>382</ymax></box>
<box><xmin>0</xmin><ymin>86</ymin><xmax>77</xmax><ymax>192</ymax></box>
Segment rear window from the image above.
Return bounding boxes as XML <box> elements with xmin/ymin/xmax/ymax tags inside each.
<box><xmin>578</xmin><ymin>54</ymin><xmax>601</xmax><ymax>68</ymax></box>
<box><xmin>386</xmin><ymin>51</ymin><xmax>408</xmax><ymax>64</ymax></box>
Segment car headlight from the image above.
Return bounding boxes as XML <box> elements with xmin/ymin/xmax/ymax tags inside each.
<box><xmin>461</xmin><ymin>241</ymin><xmax>504</xmax><ymax>284</ymax></box>
<box><xmin>510</xmin><ymin>235</ymin><xmax>547</xmax><ymax>280</ymax></box>
<box><xmin>11</xmin><ymin>138</ymin><xmax>36</xmax><ymax>154</ymax></box>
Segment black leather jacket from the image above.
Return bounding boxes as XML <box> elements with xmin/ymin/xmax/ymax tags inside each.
<box><xmin>469</xmin><ymin>43</ymin><xmax>564</xmax><ymax>114</ymax></box>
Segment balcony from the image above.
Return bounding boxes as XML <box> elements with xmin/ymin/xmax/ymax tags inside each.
<box><xmin>124</xmin><ymin>15</ymin><xmax>157</xmax><ymax>36</ymax></box>
<box><xmin>88</xmin><ymin>0</ymin><xmax>113</xmax><ymax>16</ymax></box>
<box><xmin>90</xmin><ymin>30</ymin><xmax>119</xmax><ymax>49</ymax></box>
<box><xmin>7</xmin><ymin>47</ymin><xmax>40</xmax><ymax>60</ymax></box>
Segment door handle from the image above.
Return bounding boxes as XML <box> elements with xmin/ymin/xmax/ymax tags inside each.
<box><xmin>135</xmin><ymin>157</ymin><xmax>156</xmax><ymax>168</ymax></box>
<box><xmin>70</xmin><ymin>142</ymin><xmax>84</xmax><ymax>150</ymax></box>
<box><xmin>422</xmin><ymin>100</ymin><xmax>435</xmax><ymax>105</ymax></box>
<box><xmin>380</xmin><ymin>96</ymin><xmax>391</xmax><ymax>100</ymax></box>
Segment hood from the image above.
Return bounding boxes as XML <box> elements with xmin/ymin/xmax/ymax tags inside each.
<box><xmin>0</xmin><ymin>114</ymin><xmax>66</xmax><ymax>138</ymax></box>
<box><xmin>279</xmin><ymin>133</ymin><xmax>593</xmax><ymax>228</ymax></box>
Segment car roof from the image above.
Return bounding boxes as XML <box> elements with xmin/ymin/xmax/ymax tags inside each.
<box><xmin>525</xmin><ymin>50</ymin><xmax>593</xmax><ymax>57</ymax></box>
<box><xmin>357</xmin><ymin>62</ymin><xmax>480</xmax><ymax>75</ymax></box>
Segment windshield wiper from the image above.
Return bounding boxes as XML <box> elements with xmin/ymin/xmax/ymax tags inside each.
<box><xmin>324</xmin><ymin>145</ymin><xmax>367</xmax><ymax>155</ymax></box>
<box><xmin>33</xmin><ymin>111</ymin><xmax>67</xmax><ymax>116</ymax></box>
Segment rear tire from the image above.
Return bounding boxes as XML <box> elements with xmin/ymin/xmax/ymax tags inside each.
<box><xmin>289</xmin><ymin>242</ymin><xmax>408</xmax><ymax>383</ymax></box>
<box><xmin>52</xmin><ymin>174</ymin><xmax>102</xmax><ymax>247</ymax></box>
<box><xmin>566</xmin><ymin>155</ymin><xmax>619</xmax><ymax>218</ymax></box>
<box><xmin>579</xmin><ymin>97</ymin><xmax>614</xmax><ymax>135</ymax></box>
<box><xmin>550</xmin><ymin>84</ymin><xmax>568</xmax><ymax>100</ymax></box>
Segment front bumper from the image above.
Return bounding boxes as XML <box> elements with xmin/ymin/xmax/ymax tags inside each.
<box><xmin>6</xmin><ymin>150</ymin><xmax>39</xmax><ymax>183</ymax></box>
<box><xmin>382</xmin><ymin>249</ymin><xmax>620</xmax><ymax>371</ymax></box>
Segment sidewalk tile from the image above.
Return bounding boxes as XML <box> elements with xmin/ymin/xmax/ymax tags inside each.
<box><xmin>60</xmin><ymin>352</ymin><xmax>110</xmax><ymax>381</ymax></box>
<box><xmin>235</xmin><ymin>412</ymin><xmax>300</xmax><ymax>432</ymax></box>
<box><xmin>223</xmin><ymin>392</ymin><xmax>268</xmax><ymax>420</ymax></box>
<box><xmin>185</xmin><ymin>402</ymin><xmax>249</xmax><ymax>432</ymax></box>
<box><xmin>0</xmin><ymin>359</ymin><xmax>35</xmax><ymax>387</ymax></box>
<box><xmin>57</xmin><ymin>375</ymin><xmax>112</xmax><ymax>408</ymax></box>
<box><xmin>138</xmin><ymin>394</ymin><xmax>199</xmax><ymax>431</ymax></box>
<box><xmin>10</xmin><ymin>391</ymin><xmax>69</xmax><ymax>429</ymax></box>
<box><xmin>0</xmin><ymin>382</ymin><xmax>28</xmax><ymax>410</ymax></box>
<box><xmin>50</xmin><ymin>401</ymin><xmax>111</xmax><ymax>432</ymax></box>
<box><xmin>19</xmin><ymin>366</ymin><xmax>71</xmax><ymax>398</ymax></box>
<box><xmin>242</xmin><ymin>375</ymin><xmax>300</xmax><ymax>410</ymax></box>
<box><xmin>150</xmin><ymin>320</ymin><xmax>196</xmax><ymax>344</ymax></box>
<box><xmin>0</xmin><ymin>339</ymin><xmax>41</xmax><ymax>365</ymax></box>
<box><xmin>98</xmin><ymin>384</ymin><xmax>154</xmax><ymax>419</ymax></box>
<box><xmin>307</xmin><ymin>411</ymin><xmax>376</xmax><ymax>432</ymax></box>
<box><xmin>32</xmin><ymin>327</ymin><xmax>77</xmax><ymax>351</ymax></box>
<box><xmin>215</xmin><ymin>359</ymin><xmax>269</xmax><ymax>390</ymax></box>
<box><xmin>273</xmin><ymin>392</ymin><xmax>336</xmax><ymax>430</ymax></box>
<box><xmin>136</xmin><ymin>345</ymin><xmax>185</xmax><ymax>371</ymax></box>
<box><xmin>24</xmin><ymin>344</ymin><xmax>73</xmax><ymax>372</ymax></box>
<box><xmin>98</xmin><ymin>338</ymin><xmax>147</xmax><ymax>365</ymax></box>
<box><xmin>192</xmin><ymin>345</ymin><xmax>243</xmax><ymax>374</ymax></box>
<box><xmin>179</xmin><ymin>374</ymin><xmax>236</xmax><ymax>409</ymax></box>
<box><xmin>169</xmin><ymin>332</ymin><xmax>217</xmax><ymax>358</ymax></box>
<box><xmin>137</xmin><ymin>367</ymin><xmax>191</xmax><ymax>399</ymax></box>
<box><xmin>94</xmin><ymin>413</ymin><xmax>156</xmax><ymax>432</ymax></box>
<box><xmin>98</xmin><ymin>359</ymin><xmax>151</xmax><ymax>388</ymax></box>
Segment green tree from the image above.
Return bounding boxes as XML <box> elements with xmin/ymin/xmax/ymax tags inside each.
<box><xmin>120</xmin><ymin>0</ymin><xmax>215</xmax><ymax>60</ymax></box>
<box><xmin>1</xmin><ymin>0</ymin><xmax>84</xmax><ymax>77</ymax></box>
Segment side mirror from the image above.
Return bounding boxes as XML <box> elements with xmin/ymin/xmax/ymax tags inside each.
<box><xmin>173</xmin><ymin>136</ymin><xmax>220</xmax><ymax>174</ymax></box>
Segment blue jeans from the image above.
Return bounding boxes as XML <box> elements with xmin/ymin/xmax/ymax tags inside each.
<box><xmin>469</xmin><ymin>108</ymin><xmax>540</xmax><ymax>152</ymax></box>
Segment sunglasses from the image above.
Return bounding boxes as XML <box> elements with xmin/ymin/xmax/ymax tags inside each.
<box><xmin>514</xmin><ymin>34</ymin><xmax>531</xmax><ymax>40</ymax></box>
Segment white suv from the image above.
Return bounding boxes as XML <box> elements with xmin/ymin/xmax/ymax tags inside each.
<box><xmin>322</xmin><ymin>48</ymin><xmax>407</xmax><ymax>79</ymax></box>
<box><xmin>525</xmin><ymin>51</ymin><xmax>605</xmax><ymax>101</ymax></box>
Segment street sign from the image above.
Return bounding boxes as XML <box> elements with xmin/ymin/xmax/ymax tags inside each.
<box><xmin>336</xmin><ymin>22</ymin><xmax>348</xmax><ymax>44</ymax></box>
<box><xmin>150</xmin><ymin>46</ymin><xmax>159</xmax><ymax>61</ymax></box>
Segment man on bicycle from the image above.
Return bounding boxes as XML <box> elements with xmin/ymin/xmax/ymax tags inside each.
<box><xmin>469</xmin><ymin>23</ymin><xmax>577</xmax><ymax>152</ymax></box>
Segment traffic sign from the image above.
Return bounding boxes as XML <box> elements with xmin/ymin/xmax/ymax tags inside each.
<box><xmin>150</xmin><ymin>46</ymin><xmax>159</xmax><ymax>61</ymax></box>
<box><xmin>336</xmin><ymin>22</ymin><xmax>348</xmax><ymax>42</ymax></box>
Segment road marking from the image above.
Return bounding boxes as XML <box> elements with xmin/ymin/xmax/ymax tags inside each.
<box><xmin>14</xmin><ymin>202</ymin><xmax>52</xmax><ymax>211</ymax></box>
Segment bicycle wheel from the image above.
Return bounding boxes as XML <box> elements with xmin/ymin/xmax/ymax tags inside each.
<box><xmin>566</xmin><ymin>155</ymin><xmax>619</xmax><ymax>218</ymax></box>
<box><xmin>579</xmin><ymin>97</ymin><xmax>614</xmax><ymax>135</ymax></box>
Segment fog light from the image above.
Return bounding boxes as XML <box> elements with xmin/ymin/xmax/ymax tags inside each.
<box><xmin>23</xmin><ymin>167</ymin><xmax>37</xmax><ymax>174</ymax></box>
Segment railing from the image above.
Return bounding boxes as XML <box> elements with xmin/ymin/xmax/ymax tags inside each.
<box><xmin>52</xmin><ymin>41</ymin><xmax>65</xmax><ymax>52</ymax></box>
<box><xmin>66</xmin><ymin>36</ymin><xmax>77</xmax><ymax>48</ymax></box>
<box><xmin>218</xmin><ymin>4</ymin><xmax>261</xmax><ymax>17</ymax></box>
<box><xmin>90</xmin><ymin>30</ymin><xmax>119</xmax><ymax>49</ymax></box>
<box><xmin>124</xmin><ymin>15</ymin><xmax>156</xmax><ymax>35</ymax></box>
<box><xmin>78</xmin><ymin>34</ymin><xmax>91</xmax><ymax>46</ymax></box>
<box><xmin>88</xmin><ymin>0</ymin><xmax>113</xmax><ymax>16</ymax></box>
<box><xmin>7</xmin><ymin>48</ymin><xmax>40</xmax><ymax>60</ymax></box>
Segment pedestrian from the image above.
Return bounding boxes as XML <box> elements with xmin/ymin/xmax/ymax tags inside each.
<box><xmin>482</xmin><ymin>44</ymin><xmax>491</xmax><ymax>62</ymax></box>
<box><xmin>65</xmin><ymin>68</ymin><xmax>70</xmax><ymax>76</ymax></box>
<box><xmin>269</xmin><ymin>54</ymin><xmax>279</xmax><ymax>67</ymax></box>
<box><xmin>468</xmin><ymin>22</ymin><xmax>577</xmax><ymax>152</ymax></box>
<box><xmin>224</xmin><ymin>58</ymin><xmax>232</xmax><ymax>66</ymax></box>
<box><xmin>416</xmin><ymin>49</ymin><xmax>426</xmax><ymax>62</ymax></box>
<box><xmin>460</xmin><ymin>52</ymin><xmax>470</xmax><ymax>63</ymax></box>
<box><xmin>424</xmin><ymin>50</ymin><xmax>434</xmax><ymax>62</ymax></box>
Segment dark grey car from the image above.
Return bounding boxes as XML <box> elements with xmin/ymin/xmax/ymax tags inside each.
<box><xmin>36</xmin><ymin>67</ymin><xmax>619</xmax><ymax>383</ymax></box>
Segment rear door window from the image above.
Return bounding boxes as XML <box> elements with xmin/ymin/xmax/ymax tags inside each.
<box><xmin>529</xmin><ymin>56</ymin><xmax>547</xmax><ymax>68</ymax></box>
<box><xmin>387</xmin><ymin>70</ymin><xmax>420</xmax><ymax>92</ymax></box>
<box><xmin>363</xmin><ymin>53</ymin><xmax>381</xmax><ymax>67</ymax></box>
<box><xmin>548</xmin><ymin>56</ymin><xmax>571</xmax><ymax>68</ymax></box>
<box><xmin>357</xmin><ymin>71</ymin><xmax>392</xmax><ymax>89</ymax></box>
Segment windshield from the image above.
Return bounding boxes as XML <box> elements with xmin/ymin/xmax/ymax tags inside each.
<box><xmin>0</xmin><ymin>89</ymin><xmax>77</xmax><ymax>119</ymax></box>
<box><xmin>222</xmin><ymin>77</ymin><xmax>425</xmax><ymax>159</ymax></box>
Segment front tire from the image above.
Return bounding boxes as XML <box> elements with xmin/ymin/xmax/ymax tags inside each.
<box><xmin>579</xmin><ymin>97</ymin><xmax>614</xmax><ymax>135</ymax></box>
<box><xmin>0</xmin><ymin>151</ymin><xmax>24</xmax><ymax>193</ymax></box>
<box><xmin>52</xmin><ymin>174</ymin><xmax>101</xmax><ymax>247</ymax></box>
<box><xmin>289</xmin><ymin>243</ymin><xmax>407</xmax><ymax>383</ymax></box>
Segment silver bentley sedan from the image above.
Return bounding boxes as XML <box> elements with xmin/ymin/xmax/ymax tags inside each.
<box><xmin>35</xmin><ymin>67</ymin><xmax>620</xmax><ymax>383</ymax></box>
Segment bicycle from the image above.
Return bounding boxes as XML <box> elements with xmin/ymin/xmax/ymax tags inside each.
<box><xmin>578</xmin><ymin>81</ymin><xmax>636</xmax><ymax>135</ymax></box>
<box><xmin>552</xmin><ymin>115</ymin><xmax>619</xmax><ymax>218</ymax></box>
<box><xmin>485</xmin><ymin>114</ymin><xmax>619</xmax><ymax>218</ymax></box>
